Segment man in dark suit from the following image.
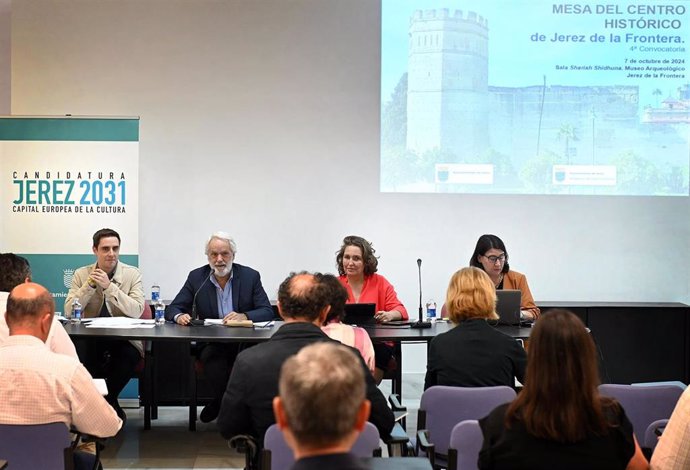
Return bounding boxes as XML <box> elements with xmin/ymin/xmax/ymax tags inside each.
<box><xmin>273</xmin><ymin>342</ymin><xmax>370</xmax><ymax>470</ymax></box>
<box><xmin>217</xmin><ymin>272</ymin><xmax>394</xmax><ymax>446</ymax></box>
<box><xmin>167</xmin><ymin>231</ymin><xmax>273</xmax><ymax>422</ymax></box>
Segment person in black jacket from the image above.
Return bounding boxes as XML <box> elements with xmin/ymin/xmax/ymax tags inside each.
<box><xmin>425</xmin><ymin>267</ymin><xmax>526</xmax><ymax>390</ymax></box>
<box><xmin>217</xmin><ymin>271</ymin><xmax>394</xmax><ymax>445</ymax></box>
<box><xmin>166</xmin><ymin>231</ymin><xmax>273</xmax><ymax>423</ymax></box>
<box><xmin>273</xmin><ymin>342</ymin><xmax>371</xmax><ymax>470</ymax></box>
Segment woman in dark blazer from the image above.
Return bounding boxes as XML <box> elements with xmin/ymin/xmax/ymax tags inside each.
<box><xmin>424</xmin><ymin>267</ymin><xmax>526</xmax><ymax>390</ymax></box>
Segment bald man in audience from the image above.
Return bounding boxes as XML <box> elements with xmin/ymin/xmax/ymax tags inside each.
<box><xmin>218</xmin><ymin>272</ymin><xmax>394</xmax><ymax>446</ymax></box>
<box><xmin>0</xmin><ymin>253</ymin><xmax>77</xmax><ymax>358</ymax></box>
<box><xmin>0</xmin><ymin>282</ymin><xmax>121</xmax><ymax>438</ymax></box>
<box><xmin>273</xmin><ymin>342</ymin><xmax>371</xmax><ymax>470</ymax></box>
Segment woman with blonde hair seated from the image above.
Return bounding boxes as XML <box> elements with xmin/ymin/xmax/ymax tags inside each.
<box><xmin>424</xmin><ymin>267</ymin><xmax>526</xmax><ymax>390</ymax></box>
<box><xmin>478</xmin><ymin>309</ymin><xmax>648</xmax><ymax>470</ymax></box>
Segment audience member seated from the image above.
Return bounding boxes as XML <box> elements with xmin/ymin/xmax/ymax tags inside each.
<box><xmin>650</xmin><ymin>386</ymin><xmax>690</xmax><ymax>470</ymax></box>
<box><xmin>0</xmin><ymin>283</ymin><xmax>122</xmax><ymax>469</ymax></box>
<box><xmin>425</xmin><ymin>267</ymin><xmax>526</xmax><ymax>390</ymax></box>
<box><xmin>320</xmin><ymin>275</ymin><xmax>376</xmax><ymax>374</ymax></box>
<box><xmin>273</xmin><ymin>341</ymin><xmax>371</xmax><ymax>470</ymax></box>
<box><xmin>335</xmin><ymin>235</ymin><xmax>408</xmax><ymax>383</ymax></box>
<box><xmin>469</xmin><ymin>234</ymin><xmax>540</xmax><ymax>320</ymax></box>
<box><xmin>217</xmin><ymin>272</ymin><xmax>394</xmax><ymax>447</ymax></box>
<box><xmin>0</xmin><ymin>253</ymin><xmax>77</xmax><ymax>358</ymax></box>
<box><xmin>478</xmin><ymin>309</ymin><xmax>648</xmax><ymax>470</ymax></box>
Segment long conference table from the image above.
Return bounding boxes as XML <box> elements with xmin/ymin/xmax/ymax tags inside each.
<box><xmin>63</xmin><ymin>320</ymin><xmax>531</xmax><ymax>429</ymax></box>
<box><xmin>64</xmin><ymin>300</ymin><xmax>690</xmax><ymax>430</ymax></box>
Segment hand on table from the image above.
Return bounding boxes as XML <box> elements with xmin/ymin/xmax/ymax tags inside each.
<box><xmin>176</xmin><ymin>313</ymin><xmax>192</xmax><ymax>325</ymax></box>
<box><xmin>223</xmin><ymin>312</ymin><xmax>248</xmax><ymax>324</ymax></box>
<box><xmin>520</xmin><ymin>310</ymin><xmax>535</xmax><ymax>321</ymax></box>
<box><xmin>375</xmin><ymin>310</ymin><xmax>400</xmax><ymax>323</ymax></box>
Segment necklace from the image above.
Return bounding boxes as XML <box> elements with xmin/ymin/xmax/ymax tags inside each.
<box><xmin>495</xmin><ymin>273</ymin><xmax>504</xmax><ymax>287</ymax></box>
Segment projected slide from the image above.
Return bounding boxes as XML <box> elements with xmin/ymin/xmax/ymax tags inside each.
<box><xmin>381</xmin><ymin>1</ymin><xmax>690</xmax><ymax>195</ymax></box>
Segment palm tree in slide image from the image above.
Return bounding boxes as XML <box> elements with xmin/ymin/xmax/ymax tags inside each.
<box><xmin>557</xmin><ymin>123</ymin><xmax>578</xmax><ymax>164</ymax></box>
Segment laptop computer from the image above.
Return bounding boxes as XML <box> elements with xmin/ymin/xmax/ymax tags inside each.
<box><xmin>495</xmin><ymin>290</ymin><xmax>522</xmax><ymax>326</ymax></box>
<box><xmin>343</xmin><ymin>303</ymin><xmax>377</xmax><ymax>326</ymax></box>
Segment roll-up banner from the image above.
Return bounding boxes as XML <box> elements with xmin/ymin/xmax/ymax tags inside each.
<box><xmin>0</xmin><ymin>116</ymin><xmax>139</xmax><ymax>314</ymax></box>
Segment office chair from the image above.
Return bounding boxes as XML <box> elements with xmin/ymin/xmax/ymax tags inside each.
<box><xmin>416</xmin><ymin>385</ymin><xmax>516</xmax><ymax>469</ymax></box>
<box><xmin>598</xmin><ymin>383</ymin><xmax>683</xmax><ymax>444</ymax></box>
<box><xmin>260</xmin><ymin>422</ymin><xmax>381</xmax><ymax>470</ymax></box>
<box><xmin>447</xmin><ymin>420</ymin><xmax>482</xmax><ymax>470</ymax></box>
<box><xmin>0</xmin><ymin>422</ymin><xmax>102</xmax><ymax>470</ymax></box>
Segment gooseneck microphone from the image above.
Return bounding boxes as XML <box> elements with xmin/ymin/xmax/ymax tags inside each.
<box><xmin>189</xmin><ymin>274</ymin><xmax>212</xmax><ymax>326</ymax></box>
<box><xmin>411</xmin><ymin>258</ymin><xmax>431</xmax><ymax>329</ymax></box>
<box><xmin>417</xmin><ymin>259</ymin><xmax>423</xmax><ymax>318</ymax></box>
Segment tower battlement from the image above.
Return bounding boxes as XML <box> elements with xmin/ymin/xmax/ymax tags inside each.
<box><xmin>410</xmin><ymin>8</ymin><xmax>488</xmax><ymax>29</ymax></box>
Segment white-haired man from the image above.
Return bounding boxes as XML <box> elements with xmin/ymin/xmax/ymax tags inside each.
<box><xmin>167</xmin><ymin>231</ymin><xmax>273</xmax><ymax>423</ymax></box>
<box><xmin>273</xmin><ymin>341</ymin><xmax>371</xmax><ymax>470</ymax></box>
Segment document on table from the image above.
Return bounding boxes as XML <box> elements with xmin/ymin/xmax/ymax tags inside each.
<box><xmin>93</xmin><ymin>378</ymin><xmax>108</xmax><ymax>396</ymax></box>
<box><xmin>204</xmin><ymin>319</ymin><xmax>266</xmax><ymax>327</ymax></box>
<box><xmin>84</xmin><ymin>317</ymin><xmax>156</xmax><ymax>329</ymax></box>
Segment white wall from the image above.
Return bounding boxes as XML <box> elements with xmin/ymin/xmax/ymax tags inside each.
<box><xmin>7</xmin><ymin>1</ymin><xmax>690</xmax><ymax>370</ymax></box>
<box><xmin>0</xmin><ymin>0</ymin><xmax>9</xmax><ymax>114</ymax></box>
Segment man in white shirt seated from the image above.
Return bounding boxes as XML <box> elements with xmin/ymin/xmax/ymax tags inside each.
<box><xmin>0</xmin><ymin>253</ymin><xmax>78</xmax><ymax>358</ymax></box>
<box><xmin>0</xmin><ymin>282</ymin><xmax>122</xmax><ymax>440</ymax></box>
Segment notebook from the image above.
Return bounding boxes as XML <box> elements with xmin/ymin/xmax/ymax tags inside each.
<box><xmin>495</xmin><ymin>290</ymin><xmax>522</xmax><ymax>326</ymax></box>
<box><xmin>342</xmin><ymin>303</ymin><xmax>377</xmax><ymax>326</ymax></box>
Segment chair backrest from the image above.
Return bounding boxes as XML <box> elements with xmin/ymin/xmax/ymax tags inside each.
<box><xmin>0</xmin><ymin>422</ymin><xmax>71</xmax><ymax>470</ymax></box>
<box><xmin>447</xmin><ymin>420</ymin><xmax>482</xmax><ymax>470</ymax></box>
<box><xmin>419</xmin><ymin>385</ymin><xmax>516</xmax><ymax>456</ymax></box>
<box><xmin>598</xmin><ymin>384</ymin><xmax>683</xmax><ymax>443</ymax></box>
<box><xmin>261</xmin><ymin>422</ymin><xmax>380</xmax><ymax>470</ymax></box>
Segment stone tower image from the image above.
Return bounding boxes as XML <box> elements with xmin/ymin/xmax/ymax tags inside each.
<box><xmin>406</xmin><ymin>8</ymin><xmax>490</xmax><ymax>160</ymax></box>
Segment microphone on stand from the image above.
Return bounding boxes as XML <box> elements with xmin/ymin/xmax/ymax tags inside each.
<box><xmin>411</xmin><ymin>258</ymin><xmax>431</xmax><ymax>329</ymax></box>
<box><xmin>189</xmin><ymin>275</ymin><xmax>211</xmax><ymax>326</ymax></box>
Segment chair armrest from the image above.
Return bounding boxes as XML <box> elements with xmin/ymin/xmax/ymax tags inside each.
<box><xmin>228</xmin><ymin>434</ymin><xmax>259</xmax><ymax>470</ymax></box>
<box><xmin>69</xmin><ymin>430</ymin><xmax>106</xmax><ymax>470</ymax></box>
<box><xmin>388</xmin><ymin>393</ymin><xmax>406</xmax><ymax>412</ymax></box>
<box><xmin>69</xmin><ymin>429</ymin><xmax>106</xmax><ymax>445</ymax></box>
<box><xmin>644</xmin><ymin>419</ymin><xmax>669</xmax><ymax>449</ymax></box>
<box><xmin>416</xmin><ymin>429</ymin><xmax>435</xmax><ymax>467</ymax></box>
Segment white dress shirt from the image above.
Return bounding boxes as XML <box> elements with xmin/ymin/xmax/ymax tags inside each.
<box><xmin>0</xmin><ymin>335</ymin><xmax>122</xmax><ymax>437</ymax></box>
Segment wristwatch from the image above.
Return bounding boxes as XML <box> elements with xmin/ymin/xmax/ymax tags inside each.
<box><xmin>87</xmin><ymin>278</ymin><xmax>97</xmax><ymax>289</ymax></box>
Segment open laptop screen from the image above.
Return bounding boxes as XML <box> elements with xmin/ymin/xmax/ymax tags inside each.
<box><xmin>495</xmin><ymin>290</ymin><xmax>522</xmax><ymax>326</ymax></box>
<box><xmin>342</xmin><ymin>303</ymin><xmax>377</xmax><ymax>326</ymax></box>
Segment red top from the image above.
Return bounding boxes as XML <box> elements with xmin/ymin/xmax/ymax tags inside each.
<box><xmin>338</xmin><ymin>273</ymin><xmax>409</xmax><ymax>320</ymax></box>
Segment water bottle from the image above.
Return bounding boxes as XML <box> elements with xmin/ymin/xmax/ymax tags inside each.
<box><xmin>425</xmin><ymin>299</ymin><xmax>437</xmax><ymax>322</ymax></box>
<box><xmin>155</xmin><ymin>298</ymin><xmax>166</xmax><ymax>325</ymax></box>
<box><xmin>71</xmin><ymin>298</ymin><xmax>82</xmax><ymax>323</ymax></box>
<box><xmin>151</xmin><ymin>283</ymin><xmax>160</xmax><ymax>303</ymax></box>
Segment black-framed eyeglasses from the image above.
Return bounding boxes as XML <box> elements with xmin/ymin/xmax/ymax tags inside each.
<box><xmin>484</xmin><ymin>254</ymin><xmax>506</xmax><ymax>264</ymax></box>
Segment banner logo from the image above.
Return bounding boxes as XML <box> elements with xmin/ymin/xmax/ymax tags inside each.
<box><xmin>63</xmin><ymin>269</ymin><xmax>74</xmax><ymax>289</ymax></box>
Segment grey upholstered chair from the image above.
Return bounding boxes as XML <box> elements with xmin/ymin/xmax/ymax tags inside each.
<box><xmin>447</xmin><ymin>420</ymin><xmax>483</xmax><ymax>470</ymax></box>
<box><xmin>260</xmin><ymin>421</ymin><xmax>381</xmax><ymax>470</ymax></box>
<box><xmin>416</xmin><ymin>385</ymin><xmax>516</xmax><ymax>469</ymax></box>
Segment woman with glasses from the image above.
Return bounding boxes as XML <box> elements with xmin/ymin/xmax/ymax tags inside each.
<box><xmin>478</xmin><ymin>309</ymin><xmax>648</xmax><ymax>470</ymax></box>
<box><xmin>470</xmin><ymin>234</ymin><xmax>540</xmax><ymax>320</ymax></box>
